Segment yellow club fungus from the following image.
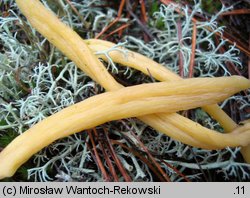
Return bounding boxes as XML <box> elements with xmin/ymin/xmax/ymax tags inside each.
<box><xmin>0</xmin><ymin>76</ymin><xmax>250</xmax><ymax>179</ymax></box>
<box><xmin>16</xmin><ymin>0</ymin><xmax>250</xmax><ymax>162</ymax></box>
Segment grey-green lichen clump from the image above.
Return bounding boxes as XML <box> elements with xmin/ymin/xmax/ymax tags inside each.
<box><xmin>0</xmin><ymin>0</ymin><xmax>249</xmax><ymax>181</ymax></box>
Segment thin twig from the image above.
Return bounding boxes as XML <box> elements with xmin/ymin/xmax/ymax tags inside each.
<box><xmin>215</xmin><ymin>36</ymin><xmax>242</xmax><ymax>76</ymax></box>
<box><xmin>126</xmin><ymin>0</ymin><xmax>154</xmax><ymax>40</ymax></box>
<box><xmin>15</xmin><ymin>67</ymin><xmax>31</xmax><ymax>93</ymax></box>
<box><xmin>140</xmin><ymin>0</ymin><xmax>148</xmax><ymax>23</ymax></box>
<box><xmin>65</xmin><ymin>0</ymin><xmax>89</xmax><ymax>28</ymax></box>
<box><xmin>147</xmin><ymin>68</ymin><xmax>156</xmax><ymax>82</ymax></box>
<box><xmin>111</xmin><ymin>139</ymin><xmax>166</xmax><ymax>182</ymax></box>
<box><xmin>219</xmin><ymin>9</ymin><xmax>250</xmax><ymax>16</ymax></box>
<box><xmin>120</xmin><ymin>121</ymin><xmax>171</xmax><ymax>182</ymax></box>
<box><xmin>94</xmin><ymin>129</ymin><xmax>119</xmax><ymax>182</ymax></box>
<box><xmin>118</xmin><ymin>0</ymin><xmax>126</xmax><ymax>17</ymax></box>
<box><xmin>103</xmin><ymin>23</ymin><xmax>131</xmax><ymax>40</ymax></box>
<box><xmin>87</xmin><ymin>130</ymin><xmax>110</xmax><ymax>181</ymax></box>
<box><xmin>95</xmin><ymin>0</ymin><xmax>126</xmax><ymax>39</ymax></box>
<box><xmin>160</xmin><ymin>0</ymin><xmax>250</xmax><ymax>57</ymax></box>
<box><xmin>161</xmin><ymin>160</ymin><xmax>191</xmax><ymax>182</ymax></box>
<box><xmin>130</xmin><ymin>132</ymin><xmax>171</xmax><ymax>182</ymax></box>
<box><xmin>189</xmin><ymin>147</ymin><xmax>209</xmax><ymax>182</ymax></box>
<box><xmin>229</xmin><ymin>100</ymin><xmax>237</xmax><ymax>122</ymax></box>
<box><xmin>100</xmin><ymin>143</ymin><xmax>119</xmax><ymax>182</ymax></box>
<box><xmin>103</xmin><ymin>128</ymin><xmax>132</xmax><ymax>182</ymax></box>
<box><xmin>118</xmin><ymin>0</ymin><xmax>139</xmax><ymax>37</ymax></box>
<box><xmin>95</xmin><ymin>18</ymin><xmax>119</xmax><ymax>39</ymax></box>
<box><xmin>139</xmin><ymin>0</ymin><xmax>149</xmax><ymax>41</ymax></box>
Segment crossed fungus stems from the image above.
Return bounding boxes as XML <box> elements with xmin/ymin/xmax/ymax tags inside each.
<box><xmin>0</xmin><ymin>76</ymin><xmax>250</xmax><ymax>179</ymax></box>
<box><xmin>85</xmin><ymin>39</ymin><xmax>239</xmax><ymax>132</ymax></box>
<box><xmin>14</xmin><ymin>0</ymin><xmax>240</xmax><ymax>142</ymax></box>
<box><xmin>11</xmin><ymin>0</ymin><xmax>250</xmax><ymax>165</ymax></box>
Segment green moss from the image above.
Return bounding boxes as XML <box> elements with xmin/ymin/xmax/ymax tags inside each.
<box><xmin>0</xmin><ymin>162</ymin><xmax>35</xmax><ymax>182</ymax></box>
<box><xmin>0</xmin><ymin>131</ymin><xmax>18</xmax><ymax>147</ymax></box>
<box><xmin>201</xmin><ymin>0</ymin><xmax>221</xmax><ymax>14</ymax></box>
<box><xmin>149</xmin><ymin>1</ymin><xmax>160</xmax><ymax>17</ymax></box>
<box><xmin>0</xmin><ymin>131</ymin><xmax>36</xmax><ymax>181</ymax></box>
<box><xmin>155</xmin><ymin>17</ymin><xmax>165</xmax><ymax>30</ymax></box>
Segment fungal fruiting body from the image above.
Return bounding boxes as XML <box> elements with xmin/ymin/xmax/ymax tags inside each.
<box><xmin>14</xmin><ymin>0</ymin><xmax>243</xmax><ymax>147</ymax></box>
<box><xmin>0</xmin><ymin>76</ymin><xmax>249</xmax><ymax>179</ymax></box>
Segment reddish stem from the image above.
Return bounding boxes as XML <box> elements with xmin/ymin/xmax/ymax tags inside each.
<box><xmin>95</xmin><ymin>0</ymin><xmax>126</xmax><ymax>39</ymax></box>
<box><xmin>160</xmin><ymin>0</ymin><xmax>250</xmax><ymax>57</ymax></box>
<box><xmin>103</xmin><ymin>128</ymin><xmax>132</xmax><ymax>182</ymax></box>
<box><xmin>220</xmin><ymin>9</ymin><xmax>250</xmax><ymax>16</ymax></box>
<box><xmin>215</xmin><ymin>36</ymin><xmax>242</xmax><ymax>76</ymax></box>
<box><xmin>118</xmin><ymin>0</ymin><xmax>126</xmax><ymax>17</ymax></box>
<box><xmin>118</xmin><ymin>0</ymin><xmax>139</xmax><ymax>37</ymax></box>
<box><xmin>140</xmin><ymin>0</ymin><xmax>149</xmax><ymax>42</ymax></box>
<box><xmin>65</xmin><ymin>0</ymin><xmax>85</xmax><ymax>25</ymax></box>
<box><xmin>140</xmin><ymin>0</ymin><xmax>148</xmax><ymax>23</ymax></box>
<box><xmin>93</xmin><ymin>129</ymin><xmax>119</xmax><ymax>182</ymax></box>
<box><xmin>161</xmin><ymin>160</ymin><xmax>191</xmax><ymax>182</ymax></box>
<box><xmin>130</xmin><ymin>132</ymin><xmax>171</xmax><ymax>182</ymax></box>
<box><xmin>87</xmin><ymin>130</ymin><xmax>110</xmax><ymax>181</ymax></box>
<box><xmin>111</xmin><ymin>140</ymin><xmax>166</xmax><ymax>182</ymax></box>
<box><xmin>15</xmin><ymin>67</ymin><xmax>31</xmax><ymax>93</ymax></box>
<box><xmin>120</xmin><ymin>121</ymin><xmax>171</xmax><ymax>182</ymax></box>
<box><xmin>103</xmin><ymin>23</ymin><xmax>131</xmax><ymax>40</ymax></box>
<box><xmin>95</xmin><ymin>18</ymin><xmax>119</xmax><ymax>39</ymax></box>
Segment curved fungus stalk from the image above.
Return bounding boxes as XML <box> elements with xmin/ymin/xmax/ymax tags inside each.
<box><xmin>0</xmin><ymin>77</ymin><xmax>250</xmax><ymax>179</ymax></box>
<box><xmin>18</xmin><ymin>0</ymin><xmax>250</xmax><ymax>162</ymax></box>
<box><xmin>86</xmin><ymin>39</ymin><xmax>250</xmax><ymax>160</ymax></box>
<box><xmin>0</xmin><ymin>0</ymin><xmax>245</xmax><ymax>179</ymax></box>
<box><xmin>14</xmin><ymin>0</ymin><xmax>237</xmax><ymax>127</ymax></box>
<box><xmin>86</xmin><ymin>39</ymin><xmax>237</xmax><ymax>132</ymax></box>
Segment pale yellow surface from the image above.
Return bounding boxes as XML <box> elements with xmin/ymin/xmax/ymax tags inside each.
<box><xmin>86</xmin><ymin>39</ymin><xmax>250</xmax><ymax>160</ymax></box>
<box><xmin>14</xmin><ymin>0</ymin><xmax>238</xmax><ymax>142</ymax></box>
<box><xmin>86</xmin><ymin>39</ymin><xmax>238</xmax><ymax>132</ymax></box>
<box><xmin>0</xmin><ymin>77</ymin><xmax>250</xmax><ymax>179</ymax></box>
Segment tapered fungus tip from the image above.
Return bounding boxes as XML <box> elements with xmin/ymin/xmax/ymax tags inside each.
<box><xmin>0</xmin><ymin>162</ymin><xmax>13</xmax><ymax>180</ymax></box>
<box><xmin>231</xmin><ymin>75</ymin><xmax>250</xmax><ymax>89</ymax></box>
<box><xmin>0</xmin><ymin>170</ymin><xmax>13</xmax><ymax>180</ymax></box>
